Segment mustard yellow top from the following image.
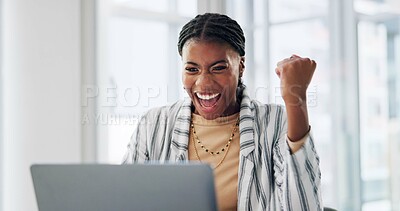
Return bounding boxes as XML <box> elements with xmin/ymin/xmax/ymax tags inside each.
<box><xmin>188</xmin><ymin>112</ymin><xmax>240</xmax><ymax>211</ymax></box>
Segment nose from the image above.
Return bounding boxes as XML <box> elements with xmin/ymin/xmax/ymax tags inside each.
<box><xmin>195</xmin><ymin>72</ymin><xmax>213</xmax><ymax>88</ymax></box>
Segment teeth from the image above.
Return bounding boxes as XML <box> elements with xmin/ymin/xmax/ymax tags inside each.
<box><xmin>196</xmin><ymin>92</ymin><xmax>220</xmax><ymax>100</ymax></box>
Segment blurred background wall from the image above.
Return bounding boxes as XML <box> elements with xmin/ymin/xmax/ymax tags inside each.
<box><xmin>1</xmin><ymin>0</ymin><xmax>82</xmax><ymax>210</ymax></box>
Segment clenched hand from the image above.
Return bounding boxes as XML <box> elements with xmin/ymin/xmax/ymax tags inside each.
<box><xmin>275</xmin><ymin>54</ymin><xmax>316</xmax><ymax>106</ymax></box>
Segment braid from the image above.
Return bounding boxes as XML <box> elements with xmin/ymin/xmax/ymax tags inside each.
<box><xmin>177</xmin><ymin>13</ymin><xmax>245</xmax><ymax>56</ymax></box>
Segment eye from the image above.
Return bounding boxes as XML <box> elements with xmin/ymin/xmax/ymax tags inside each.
<box><xmin>185</xmin><ymin>67</ymin><xmax>198</xmax><ymax>73</ymax></box>
<box><xmin>212</xmin><ymin>66</ymin><xmax>227</xmax><ymax>72</ymax></box>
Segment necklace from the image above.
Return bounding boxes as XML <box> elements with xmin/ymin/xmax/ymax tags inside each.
<box><xmin>190</xmin><ymin>117</ymin><xmax>239</xmax><ymax>169</ymax></box>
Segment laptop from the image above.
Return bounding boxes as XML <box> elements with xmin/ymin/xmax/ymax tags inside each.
<box><xmin>31</xmin><ymin>163</ymin><xmax>217</xmax><ymax>211</ymax></box>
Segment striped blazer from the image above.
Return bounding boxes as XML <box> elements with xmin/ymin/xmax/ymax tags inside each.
<box><xmin>122</xmin><ymin>89</ymin><xmax>322</xmax><ymax>211</ymax></box>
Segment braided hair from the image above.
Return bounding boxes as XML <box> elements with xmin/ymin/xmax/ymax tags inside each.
<box><xmin>177</xmin><ymin>13</ymin><xmax>245</xmax><ymax>57</ymax></box>
<box><xmin>178</xmin><ymin>13</ymin><xmax>246</xmax><ymax>95</ymax></box>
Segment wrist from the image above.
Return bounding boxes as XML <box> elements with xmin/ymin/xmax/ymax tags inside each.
<box><xmin>283</xmin><ymin>95</ymin><xmax>307</xmax><ymax>107</ymax></box>
<box><xmin>287</xmin><ymin>125</ymin><xmax>311</xmax><ymax>142</ymax></box>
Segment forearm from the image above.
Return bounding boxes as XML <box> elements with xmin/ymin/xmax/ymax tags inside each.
<box><xmin>285</xmin><ymin>98</ymin><xmax>310</xmax><ymax>142</ymax></box>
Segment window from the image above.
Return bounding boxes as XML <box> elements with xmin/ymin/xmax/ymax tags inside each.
<box><xmin>356</xmin><ymin>0</ymin><xmax>400</xmax><ymax>209</ymax></box>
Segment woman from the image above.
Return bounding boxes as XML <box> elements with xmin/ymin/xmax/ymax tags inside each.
<box><xmin>123</xmin><ymin>13</ymin><xmax>322</xmax><ymax>211</ymax></box>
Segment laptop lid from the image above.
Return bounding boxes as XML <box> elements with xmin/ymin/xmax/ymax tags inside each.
<box><xmin>31</xmin><ymin>164</ymin><xmax>217</xmax><ymax>211</ymax></box>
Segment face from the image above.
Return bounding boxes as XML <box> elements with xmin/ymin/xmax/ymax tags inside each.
<box><xmin>181</xmin><ymin>40</ymin><xmax>245</xmax><ymax>120</ymax></box>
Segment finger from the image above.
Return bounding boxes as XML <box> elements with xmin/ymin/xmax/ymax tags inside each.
<box><xmin>277</xmin><ymin>58</ymin><xmax>290</xmax><ymax>66</ymax></box>
<box><xmin>299</xmin><ymin>57</ymin><xmax>315</xmax><ymax>69</ymax></box>
<box><xmin>290</xmin><ymin>54</ymin><xmax>300</xmax><ymax>59</ymax></box>
<box><xmin>311</xmin><ymin>59</ymin><xmax>317</xmax><ymax>70</ymax></box>
<box><xmin>275</xmin><ymin>67</ymin><xmax>281</xmax><ymax>78</ymax></box>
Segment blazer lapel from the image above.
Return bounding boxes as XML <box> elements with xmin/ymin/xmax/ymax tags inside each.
<box><xmin>170</xmin><ymin>98</ymin><xmax>192</xmax><ymax>161</ymax></box>
<box><xmin>239</xmin><ymin>89</ymin><xmax>255</xmax><ymax>156</ymax></box>
<box><xmin>237</xmin><ymin>89</ymin><xmax>256</xmax><ymax>210</ymax></box>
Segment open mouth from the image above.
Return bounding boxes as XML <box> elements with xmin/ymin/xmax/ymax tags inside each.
<box><xmin>195</xmin><ymin>92</ymin><xmax>221</xmax><ymax>108</ymax></box>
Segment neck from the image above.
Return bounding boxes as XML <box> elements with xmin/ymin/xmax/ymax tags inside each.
<box><xmin>221</xmin><ymin>101</ymin><xmax>240</xmax><ymax>117</ymax></box>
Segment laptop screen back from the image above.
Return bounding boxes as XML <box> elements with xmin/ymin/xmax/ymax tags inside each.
<box><xmin>31</xmin><ymin>164</ymin><xmax>217</xmax><ymax>211</ymax></box>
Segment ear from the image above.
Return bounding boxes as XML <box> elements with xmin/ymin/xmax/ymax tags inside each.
<box><xmin>239</xmin><ymin>56</ymin><xmax>245</xmax><ymax>77</ymax></box>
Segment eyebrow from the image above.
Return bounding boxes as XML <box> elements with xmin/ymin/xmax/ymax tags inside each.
<box><xmin>185</xmin><ymin>60</ymin><xmax>228</xmax><ymax>67</ymax></box>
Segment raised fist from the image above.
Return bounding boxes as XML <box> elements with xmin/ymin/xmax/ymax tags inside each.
<box><xmin>275</xmin><ymin>54</ymin><xmax>316</xmax><ymax>106</ymax></box>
